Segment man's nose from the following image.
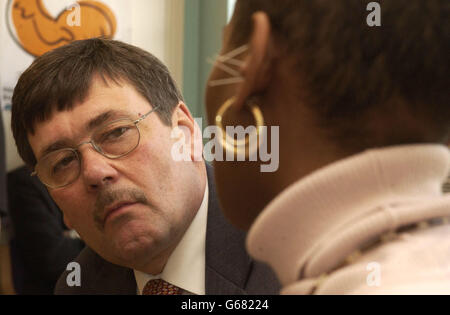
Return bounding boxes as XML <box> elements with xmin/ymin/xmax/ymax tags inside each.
<box><xmin>79</xmin><ymin>146</ymin><xmax>119</xmax><ymax>191</ymax></box>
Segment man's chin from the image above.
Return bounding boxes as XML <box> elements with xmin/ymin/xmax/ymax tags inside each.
<box><xmin>104</xmin><ymin>233</ymin><xmax>158</xmax><ymax>268</ymax></box>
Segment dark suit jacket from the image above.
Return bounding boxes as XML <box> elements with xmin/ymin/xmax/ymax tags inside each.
<box><xmin>8</xmin><ymin>166</ymin><xmax>85</xmax><ymax>294</ymax></box>
<box><xmin>55</xmin><ymin>164</ymin><xmax>280</xmax><ymax>294</ymax></box>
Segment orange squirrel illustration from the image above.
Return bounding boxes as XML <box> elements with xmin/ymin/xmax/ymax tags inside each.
<box><xmin>12</xmin><ymin>0</ymin><xmax>117</xmax><ymax>57</ymax></box>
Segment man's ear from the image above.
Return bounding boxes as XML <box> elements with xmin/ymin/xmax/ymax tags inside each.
<box><xmin>234</xmin><ymin>11</ymin><xmax>273</xmax><ymax>110</ymax></box>
<box><xmin>171</xmin><ymin>103</ymin><xmax>203</xmax><ymax>161</ymax></box>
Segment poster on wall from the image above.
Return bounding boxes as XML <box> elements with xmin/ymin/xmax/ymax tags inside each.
<box><xmin>2</xmin><ymin>0</ymin><xmax>132</xmax><ymax>110</ymax></box>
<box><xmin>1</xmin><ymin>0</ymin><xmax>132</xmax><ymax>170</ymax></box>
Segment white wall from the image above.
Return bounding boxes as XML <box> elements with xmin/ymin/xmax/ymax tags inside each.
<box><xmin>228</xmin><ymin>0</ymin><xmax>236</xmax><ymax>21</ymax></box>
<box><xmin>132</xmin><ymin>0</ymin><xmax>184</xmax><ymax>98</ymax></box>
<box><xmin>1</xmin><ymin>0</ymin><xmax>184</xmax><ymax>172</ymax></box>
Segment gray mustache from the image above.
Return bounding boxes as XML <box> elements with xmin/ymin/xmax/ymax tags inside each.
<box><xmin>93</xmin><ymin>188</ymin><xmax>149</xmax><ymax>231</ymax></box>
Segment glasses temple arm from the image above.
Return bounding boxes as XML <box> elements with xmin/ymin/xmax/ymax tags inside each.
<box><xmin>135</xmin><ymin>105</ymin><xmax>161</xmax><ymax>124</ymax></box>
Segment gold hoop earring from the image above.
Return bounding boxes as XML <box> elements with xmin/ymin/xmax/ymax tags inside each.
<box><xmin>215</xmin><ymin>97</ymin><xmax>265</xmax><ymax>158</ymax></box>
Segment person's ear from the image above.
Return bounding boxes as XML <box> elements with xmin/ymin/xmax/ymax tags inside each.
<box><xmin>234</xmin><ymin>11</ymin><xmax>273</xmax><ymax>110</ymax></box>
<box><xmin>171</xmin><ymin>103</ymin><xmax>203</xmax><ymax>162</ymax></box>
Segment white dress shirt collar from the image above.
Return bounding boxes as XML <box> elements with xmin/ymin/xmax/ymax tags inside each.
<box><xmin>134</xmin><ymin>179</ymin><xmax>209</xmax><ymax>295</ymax></box>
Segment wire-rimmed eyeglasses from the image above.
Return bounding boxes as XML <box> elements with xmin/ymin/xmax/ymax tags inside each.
<box><xmin>31</xmin><ymin>106</ymin><xmax>160</xmax><ymax>189</ymax></box>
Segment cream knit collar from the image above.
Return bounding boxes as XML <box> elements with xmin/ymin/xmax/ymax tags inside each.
<box><xmin>247</xmin><ymin>145</ymin><xmax>450</xmax><ymax>286</ymax></box>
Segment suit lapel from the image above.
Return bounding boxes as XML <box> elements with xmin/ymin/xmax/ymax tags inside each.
<box><xmin>94</xmin><ymin>259</ymin><xmax>136</xmax><ymax>294</ymax></box>
<box><xmin>83</xmin><ymin>248</ymin><xmax>137</xmax><ymax>294</ymax></box>
<box><xmin>204</xmin><ymin>164</ymin><xmax>253</xmax><ymax>294</ymax></box>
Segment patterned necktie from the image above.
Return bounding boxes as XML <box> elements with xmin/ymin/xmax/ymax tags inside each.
<box><xmin>142</xmin><ymin>279</ymin><xmax>182</xmax><ymax>295</ymax></box>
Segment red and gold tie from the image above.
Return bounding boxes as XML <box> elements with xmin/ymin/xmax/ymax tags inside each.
<box><xmin>142</xmin><ymin>279</ymin><xmax>182</xmax><ymax>295</ymax></box>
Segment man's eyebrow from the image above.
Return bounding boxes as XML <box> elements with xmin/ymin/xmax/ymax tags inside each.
<box><xmin>39</xmin><ymin>110</ymin><xmax>130</xmax><ymax>159</ymax></box>
<box><xmin>39</xmin><ymin>139</ymin><xmax>72</xmax><ymax>160</ymax></box>
<box><xmin>86</xmin><ymin>110</ymin><xmax>128</xmax><ymax>132</ymax></box>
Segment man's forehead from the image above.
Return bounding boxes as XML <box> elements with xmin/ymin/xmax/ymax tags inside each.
<box><xmin>33</xmin><ymin>79</ymin><xmax>142</xmax><ymax>132</ymax></box>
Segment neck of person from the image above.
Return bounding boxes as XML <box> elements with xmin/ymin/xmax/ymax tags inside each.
<box><xmin>266</xmin><ymin>107</ymin><xmax>349</xmax><ymax>205</ymax></box>
<box><xmin>138</xmin><ymin>245</ymin><xmax>179</xmax><ymax>276</ymax></box>
<box><xmin>256</xmin><ymin>72</ymin><xmax>352</xmax><ymax>202</ymax></box>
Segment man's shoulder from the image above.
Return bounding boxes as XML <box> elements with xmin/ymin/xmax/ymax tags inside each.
<box><xmin>54</xmin><ymin>246</ymin><xmax>136</xmax><ymax>295</ymax></box>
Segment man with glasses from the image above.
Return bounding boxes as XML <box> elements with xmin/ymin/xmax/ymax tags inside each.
<box><xmin>10</xmin><ymin>38</ymin><xmax>279</xmax><ymax>295</ymax></box>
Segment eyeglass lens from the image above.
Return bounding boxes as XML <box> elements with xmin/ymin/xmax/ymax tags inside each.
<box><xmin>37</xmin><ymin>119</ymin><xmax>140</xmax><ymax>188</ymax></box>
